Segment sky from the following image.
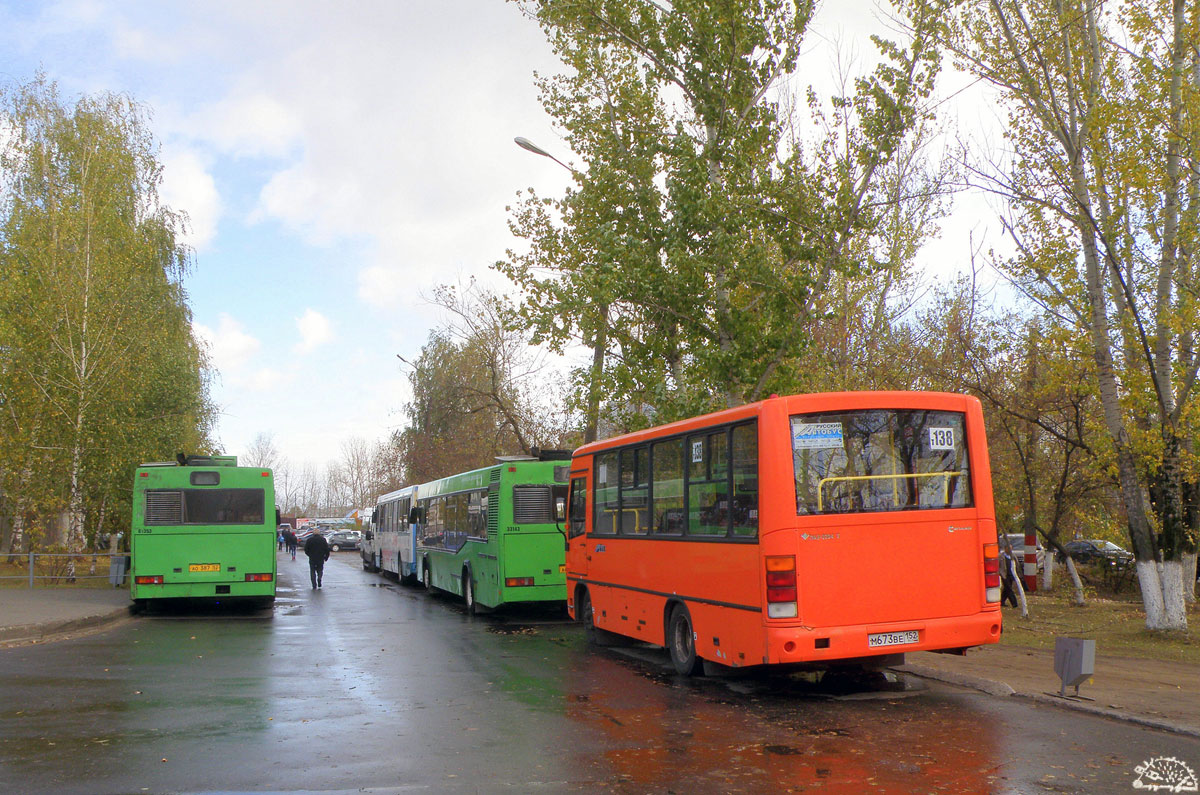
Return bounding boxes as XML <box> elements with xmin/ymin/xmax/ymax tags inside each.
<box><xmin>0</xmin><ymin>0</ymin><xmax>1001</xmax><ymax>470</ymax></box>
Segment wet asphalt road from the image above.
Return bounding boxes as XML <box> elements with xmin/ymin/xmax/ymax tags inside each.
<box><xmin>2</xmin><ymin>551</ymin><xmax>1199</xmax><ymax>794</ymax></box>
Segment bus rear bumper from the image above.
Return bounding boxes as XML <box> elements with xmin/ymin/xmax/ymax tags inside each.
<box><xmin>132</xmin><ymin>581</ymin><xmax>276</xmax><ymax>601</ymax></box>
<box><xmin>764</xmin><ymin>610</ymin><xmax>1001</xmax><ymax>665</ymax></box>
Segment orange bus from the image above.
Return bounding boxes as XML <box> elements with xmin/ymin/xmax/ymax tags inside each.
<box><xmin>564</xmin><ymin>391</ymin><xmax>1002</xmax><ymax>675</ymax></box>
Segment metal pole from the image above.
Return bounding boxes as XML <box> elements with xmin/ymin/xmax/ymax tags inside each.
<box><xmin>28</xmin><ymin>551</ymin><xmax>34</xmax><ymax>589</ymax></box>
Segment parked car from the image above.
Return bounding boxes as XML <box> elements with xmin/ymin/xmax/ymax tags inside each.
<box><xmin>325</xmin><ymin>530</ymin><xmax>361</xmax><ymax>552</ymax></box>
<box><xmin>1060</xmin><ymin>539</ymin><xmax>1134</xmax><ymax>566</ymax></box>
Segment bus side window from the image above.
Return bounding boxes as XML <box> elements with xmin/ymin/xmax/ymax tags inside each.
<box><xmin>731</xmin><ymin>422</ymin><xmax>758</xmax><ymax>537</ymax></box>
<box><xmin>594</xmin><ymin>453</ymin><xmax>618</xmax><ymax>535</ymax></box>
<box><xmin>652</xmin><ymin>438</ymin><xmax>684</xmax><ymax>535</ymax></box>
<box><xmin>568</xmin><ymin>477</ymin><xmax>587</xmax><ymax>537</ymax></box>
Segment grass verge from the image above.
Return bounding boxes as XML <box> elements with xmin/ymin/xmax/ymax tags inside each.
<box><xmin>1000</xmin><ymin>588</ymin><xmax>1200</xmax><ymax>665</ymax></box>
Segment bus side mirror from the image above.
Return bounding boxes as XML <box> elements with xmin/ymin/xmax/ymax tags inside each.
<box><xmin>371</xmin><ymin>507</ymin><xmax>379</xmax><ymax>524</ymax></box>
<box><xmin>275</xmin><ymin>507</ymin><xmax>281</xmax><ymax>525</ymax></box>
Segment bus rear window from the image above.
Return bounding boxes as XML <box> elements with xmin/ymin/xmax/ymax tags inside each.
<box><xmin>791</xmin><ymin>410</ymin><xmax>971</xmax><ymax>515</ymax></box>
<box><xmin>145</xmin><ymin>489</ymin><xmax>265</xmax><ymax>525</ymax></box>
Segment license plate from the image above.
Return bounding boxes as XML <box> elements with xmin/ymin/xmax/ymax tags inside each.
<box><xmin>868</xmin><ymin>630</ymin><xmax>919</xmax><ymax>648</ymax></box>
<box><xmin>189</xmin><ymin>563</ymin><xmax>220</xmax><ymax>572</ymax></box>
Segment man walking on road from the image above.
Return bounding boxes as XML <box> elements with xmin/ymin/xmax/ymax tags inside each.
<box><xmin>304</xmin><ymin>531</ymin><xmax>330</xmax><ymax>589</ymax></box>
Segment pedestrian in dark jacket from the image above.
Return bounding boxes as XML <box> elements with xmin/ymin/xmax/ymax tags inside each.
<box><xmin>283</xmin><ymin>529</ymin><xmax>297</xmax><ymax>560</ymax></box>
<box><xmin>304</xmin><ymin>531</ymin><xmax>330</xmax><ymax>589</ymax></box>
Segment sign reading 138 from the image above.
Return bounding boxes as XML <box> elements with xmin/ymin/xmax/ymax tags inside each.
<box><xmin>928</xmin><ymin>427</ymin><xmax>956</xmax><ymax>450</ymax></box>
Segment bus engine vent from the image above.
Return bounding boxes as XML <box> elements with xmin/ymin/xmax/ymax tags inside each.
<box><xmin>513</xmin><ymin>486</ymin><xmax>553</xmax><ymax>524</ymax></box>
<box><xmin>145</xmin><ymin>490</ymin><xmax>183</xmax><ymax>525</ymax></box>
<box><xmin>488</xmin><ymin>482</ymin><xmax>499</xmax><ymax>535</ymax></box>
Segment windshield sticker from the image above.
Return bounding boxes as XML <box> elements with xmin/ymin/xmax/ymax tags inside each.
<box><xmin>792</xmin><ymin>422</ymin><xmax>844</xmax><ymax>450</ymax></box>
<box><xmin>928</xmin><ymin>427</ymin><xmax>956</xmax><ymax>450</ymax></box>
<box><xmin>692</xmin><ymin>440</ymin><xmax>704</xmax><ymax>463</ymax></box>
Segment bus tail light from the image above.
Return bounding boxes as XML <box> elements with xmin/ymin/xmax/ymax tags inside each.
<box><xmin>505</xmin><ymin>577</ymin><xmax>534</xmax><ymax>587</ymax></box>
<box><xmin>135</xmin><ymin>575</ymin><xmax>163</xmax><ymax>585</ymax></box>
<box><xmin>983</xmin><ymin>543</ymin><xmax>1000</xmax><ymax>603</ymax></box>
<box><xmin>765</xmin><ymin>555</ymin><xmax>798</xmax><ymax>618</ymax></box>
<box><xmin>244</xmin><ymin>573</ymin><xmax>273</xmax><ymax>582</ymax></box>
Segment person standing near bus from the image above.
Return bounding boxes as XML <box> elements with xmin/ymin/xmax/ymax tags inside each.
<box><xmin>304</xmin><ymin>530</ymin><xmax>330</xmax><ymax>589</ymax></box>
<box><xmin>285</xmin><ymin>529</ymin><xmax>298</xmax><ymax>561</ymax></box>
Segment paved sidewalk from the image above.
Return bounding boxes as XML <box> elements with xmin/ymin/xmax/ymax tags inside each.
<box><xmin>0</xmin><ymin>586</ymin><xmax>132</xmax><ymax>645</ymax></box>
<box><xmin>899</xmin><ymin>643</ymin><xmax>1200</xmax><ymax>738</ymax></box>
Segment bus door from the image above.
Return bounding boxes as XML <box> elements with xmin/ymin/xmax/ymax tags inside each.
<box><xmin>566</xmin><ymin>472</ymin><xmax>589</xmax><ymax>579</ymax></box>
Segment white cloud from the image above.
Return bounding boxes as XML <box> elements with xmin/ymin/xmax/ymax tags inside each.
<box><xmin>294</xmin><ymin>308</ymin><xmax>332</xmax><ymax>354</ymax></box>
<box><xmin>193</xmin><ymin>313</ymin><xmax>261</xmax><ymax>371</ymax></box>
<box><xmin>159</xmin><ymin>145</ymin><xmax>221</xmax><ymax>250</ymax></box>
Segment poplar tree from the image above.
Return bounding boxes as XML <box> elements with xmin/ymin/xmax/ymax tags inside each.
<box><xmin>951</xmin><ymin>0</ymin><xmax>1200</xmax><ymax>629</ymax></box>
<box><xmin>502</xmin><ymin>0</ymin><xmax>947</xmax><ymax>432</ymax></box>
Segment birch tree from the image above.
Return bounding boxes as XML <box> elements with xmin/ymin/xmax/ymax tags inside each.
<box><xmin>0</xmin><ymin>77</ymin><xmax>213</xmax><ymax>563</ymax></box>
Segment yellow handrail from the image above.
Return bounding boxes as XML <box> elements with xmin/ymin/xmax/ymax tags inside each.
<box><xmin>817</xmin><ymin>471</ymin><xmax>964</xmax><ymax>512</ymax></box>
<box><xmin>601</xmin><ymin>507</ymin><xmax>643</xmax><ymax>534</ymax></box>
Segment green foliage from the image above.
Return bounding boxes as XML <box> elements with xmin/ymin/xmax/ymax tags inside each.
<box><xmin>0</xmin><ymin>75</ymin><xmax>215</xmax><ymax>553</ymax></box>
<box><xmin>502</xmin><ymin>0</ymin><xmax>949</xmax><ymax>432</ymax></box>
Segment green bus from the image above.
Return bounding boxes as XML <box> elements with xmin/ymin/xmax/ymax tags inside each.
<box><xmin>415</xmin><ymin>453</ymin><xmax>570</xmax><ymax>612</ymax></box>
<box><xmin>130</xmin><ymin>454</ymin><xmax>277</xmax><ymax>608</ymax></box>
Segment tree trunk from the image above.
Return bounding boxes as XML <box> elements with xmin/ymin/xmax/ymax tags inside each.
<box><xmin>1065</xmin><ymin>557</ymin><xmax>1086</xmax><ymax>607</ymax></box>
<box><xmin>1041</xmin><ymin>552</ymin><xmax>1055</xmax><ymax>592</ymax></box>
<box><xmin>1182</xmin><ymin>552</ymin><xmax>1197</xmax><ymax>603</ymax></box>
<box><xmin>583</xmin><ymin>302</ymin><xmax>609</xmax><ymax>444</ymax></box>
<box><xmin>1009</xmin><ymin>555</ymin><xmax>1028</xmax><ymax>618</ymax></box>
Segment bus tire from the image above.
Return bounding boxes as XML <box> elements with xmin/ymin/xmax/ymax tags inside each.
<box><xmin>578</xmin><ymin>588</ymin><xmax>620</xmax><ymax>647</ymax></box>
<box><xmin>667</xmin><ymin>604</ymin><xmax>703</xmax><ymax>676</ymax></box>
<box><xmin>361</xmin><ymin>556</ymin><xmax>370</xmax><ymax>571</ymax></box>
<box><xmin>422</xmin><ymin>562</ymin><xmax>433</xmax><ymax>592</ymax></box>
<box><xmin>463</xmin><ymin>568</ymin><xmax>476</xmax><ymax>615</ymax></box>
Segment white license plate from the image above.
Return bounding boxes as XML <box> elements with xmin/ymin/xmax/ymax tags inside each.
<box><xmin>868</xmin><ymin>630</ymin><xmax>919</xmax><ymax>648</ymax></box>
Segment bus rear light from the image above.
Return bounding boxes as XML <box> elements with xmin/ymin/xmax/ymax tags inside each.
<box><xmin>505</xmin><ymin>577</ymin><xmax>534</xmax><ymax>587</ymax></box>
<box><xmin>135</xmin><ymin>575</ymin><xmax>163</xmax><ymax>585</ymax></box>
<box><xmin>983</xmin><ymin>543</ymin><xmax>1000</xmax><ymax>602</ymax></box>
<box><xmin>244</xmin><ymin>573</ymin><xmax>273</xmax><ymax>582</ymax></box>
<box><xmin>765</xmin><ymin>556</ymin><xmax>797</xmax><ymax>618</ymax></box>
<box><xmin>767</xmin><ymin>586</ymin><xmax>797</xmax><ymax>602</ymax></box>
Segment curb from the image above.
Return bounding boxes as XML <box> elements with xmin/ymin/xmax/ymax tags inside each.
<box><xmin>895</xmin><ymin>663</ymin><xmax>1015</xmax><ymax>697</ymax></box>
<box><xmin>0</xmin><ymin>605</ymin><xmax>134</xmax><ymax>647</ymax></box>
<box><xmin>896</xmin><ymin>663</ymin><xmax>1200</xmax><ymax>740</ymax></box>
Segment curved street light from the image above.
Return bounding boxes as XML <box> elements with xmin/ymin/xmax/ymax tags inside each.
<box><xmin>514</xmin><ymin>136</ymin><xmax>578</xmax><ymax>175</ymax></box>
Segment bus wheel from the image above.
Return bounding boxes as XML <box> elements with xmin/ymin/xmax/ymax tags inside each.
<box><xmin>667</xmin><ymin>604</ymin><xmax>703</xmax><ymax>676</ymax></box>
<box><xmin>423</xmin><ymin>563</ymin><xmax>433</xmax><ymax>592</ymax></box>
<box><xmin>361</xmin><ymin>556</ymin><xmax>370</xmax><ymax>571</ymax></box>
<box><xmin>463</xmin><ymin>569</ymin><xmax>476</xmax><ymax>615</ymax></box>
<box><xmin>579</xmin><ymin>589</ymin><xmax>618</xmax><ymax>647</ymax></box>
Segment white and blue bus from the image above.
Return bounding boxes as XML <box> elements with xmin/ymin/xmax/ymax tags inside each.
<box><xmin>362</xmin><ymin>485</ymin><xmax>419</xmax><ymax>584</ymax></box>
